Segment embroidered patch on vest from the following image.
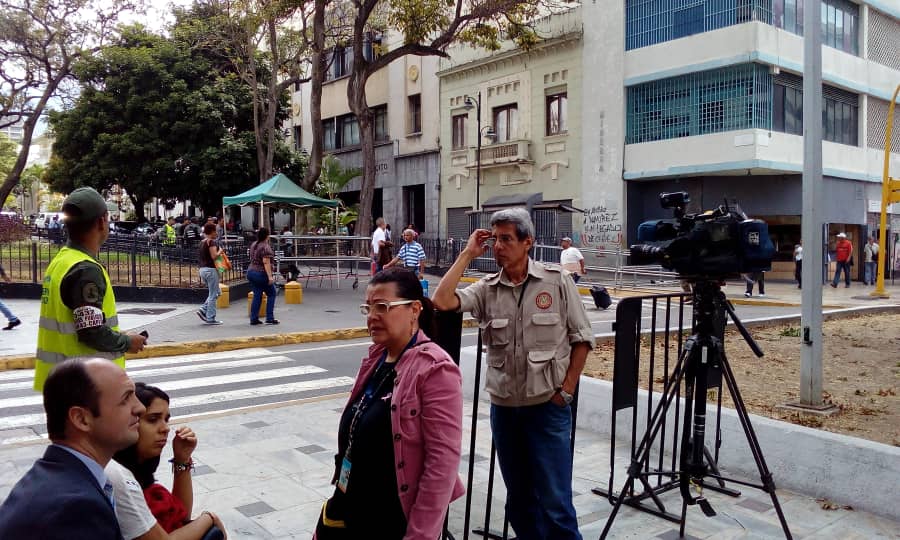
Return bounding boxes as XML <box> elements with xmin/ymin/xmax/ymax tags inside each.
<box><xmin>535</xmin><ymin>291</ymin><xmax>553</xmax><ymax>310</ymax></box>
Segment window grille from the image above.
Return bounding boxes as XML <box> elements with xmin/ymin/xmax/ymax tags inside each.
<box><xmin>867</xmin><ymin>98</ymin><xmax>900</xmax><ymax>154</ymax></box>
<box><xmin>625</xmin><ymin>0</ymin><xmax>772</xmax><ymax>50</ymax></box>
<box><xmin>626</xmin><ymin>63</ymin><xmax>771</xmax><ymax>144</ymax></box>
<box><xmin>867</xmin><ymin>10</ymin><xmax>900</xmax><ymax>71</ymax></box>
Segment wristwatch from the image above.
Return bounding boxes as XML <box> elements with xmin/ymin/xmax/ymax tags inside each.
<box><xmin>557</xmin><ymin>388</ymin><xmax>574</xmax><ymax>405</ymax></box>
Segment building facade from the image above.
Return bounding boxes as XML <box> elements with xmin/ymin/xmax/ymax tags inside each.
<box><xmin>582</xmin><ymin>0</ymin><xmax>900</xmax><ymax>269</ymax></box>
<box><xmin>290</xmin><ymin>32</ymin><xmax>441</xmax><ymax>235</ymax></box>
<box><xmin>436</xmin><ymin>8</ymin><xmax>584</xmax><ymax>242</ymax></box>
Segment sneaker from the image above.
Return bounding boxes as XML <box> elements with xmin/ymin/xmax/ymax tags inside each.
<box><xmin>205</xmin><ymin>319</ymin><xmax>223</xmax><ymax>325</ymax></box>
<box><xmin>250</xmin><ymin>320</ymin><xmax>263</xmax><ymax>326</ymax></box>
<box><xmin>265</xmin><ymin>319</ymin><xmax>280</xmax><ymax>325</ymax></box>
<box><xmin>830</xmin><ymin>283</ymin><xmax>837</xmax><ymax>288</ymax></box>
<box><xmin>757</xmin><ymin>293</ymin><xmax>766</xmax><ymax>298</ymax></box>
<box><xmin>2</xmin><ymin>319</ymin><xmax>21</xmax><ymax>330</ymax></box>
<box><xmin>744</xmin><ymin>292</ymin><xmax>751</xmax><ymax>297</ymax></box>
<box><xmin>196</xmin><ymin>310</ymin><xmax>207</xmax><ymax>322</ymax></box>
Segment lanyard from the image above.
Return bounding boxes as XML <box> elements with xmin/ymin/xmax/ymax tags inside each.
<box><xmin>346</xmin><ymin>334</ymin><xmax>419</xmax><ymax>460</ymax></box>
<box><xmin>516</xmin><ymin>275</ymin><xmax>531</xmax><ymax>309</ymax></box>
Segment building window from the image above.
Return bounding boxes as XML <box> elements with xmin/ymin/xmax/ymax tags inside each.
<box><xmin>672</xmin><ymin>4</ymin><xmax>704</xmax><ymax>39</ymax></box>
<box><xmin>625</xmin><ymin>0</ymin><xmax>771</xmax><ymax>50</ymax></box>
<box><xmin>337</xmin><ymin>114</ymin><xmax>359</xmax><ymax>148</ymax></box>
<box><xmin>373</xmin><ymin>105</ymin><xmax>388</xmax><ymax>141</ymax></box>
<box><xmin>774</xmin><ymin>0</ymin><xmax>857</xmax><ymax>55</ymax></box>
<box><xmin>292</xmin><ymin>126</ymin><xmax>302</xmax><ymax>151</ymax></box>
<box><xmin>772</xmin><ymin>74</ymin><xmax>859</xmax><ymax>146</ymax></box>
<box><xmin>408</xmin><ymin>94</ymin><xmax>422</xmax><ymax>134</ymax></box>
<box><xmin>546</xmin><ymin>93</ymin><xmax>568</xmax><ymax>135</ymax></box>
<box><xmin>452</xmin><ymin>114</ymin><xmax>468</xmax><ymax>149</ymax></box>
<box><xmin>493</xmin><ymin>104</ymin><xmax>518</xmax><ymax>142</ymax></box>
<box><xmin>363</xmin><ymin>32</ymin><xmax>382</xmax><ymax>62</ymax></box>
<box><xmin>326</xmin><ymin>46</ymin><xmax>352</xmax><ymax>81</ymax></box>
<box><xmin>294</xmin><ymin>81</ymin><xmax>301</xmax><ymax>92</ymax></box>
<box><xmin>626</xmin><ymin>64</ymin><xmax>771</xmax><ymax>144</ymax></box>
<box><xmin>323</xmin><ymin>119</ymin><xmax>336</xmax><ymax>151</ymax></box>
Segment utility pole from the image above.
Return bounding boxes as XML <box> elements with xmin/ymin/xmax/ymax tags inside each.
<box><xmin>798</xmin><ymin>0</ymin><xmax>829</xmax><ymax>410</ymax></box>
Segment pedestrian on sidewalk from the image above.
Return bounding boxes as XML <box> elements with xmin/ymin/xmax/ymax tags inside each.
<box><xmin>247</xmin><ymin>227</ymin><xmax>279</xmax><ymax>325</ymax></box>
<box><xmin>744</xmin><ymin>271</ymin><xmax>765</xmax><ymax>297</ymax></box>
<box><xmin>197</xmin><ymin>223</ymin><xmax>223</xmax><ymax>325</ymax></box>
<box><xmin>34</xmin><ymin>187</ymin><xmax>146</xmax><ymax>392</ymax></box>
<box><xmin>831</xmin><ymin>232</ymin><xmax>853</xmax><ymax>288</ymax></box>
<box><xmin>371</xmin><ymin>217</ymin><xmax>390</xmax><ymax>273</ymax></box>
<box><xmin>432</xmin><ymin>209</ymin><xmax>593</xmax><ymax>540</ymax></box>
<box><xmin>0</xmin><ymin>262</ymin><xmax>21</xmax><ymax>330</ymax></box>
<box><xmin>0</xmin><ymin>358</ymin><xmax>146</xmax><ymax>539</ymax></box>
<box><xmin>560</xmin><ymin>236</ymin><xmax>586</xmax><ymax>283</ymax></box>
<box><xmin>111</xmin><ymin>383</ymin><xmax>227</xmax><ymax>540</ymax></box>
<box><xmin>794</xmin><ymin>241</ymin><xmax>803</xmax><ymax>289</ymax></box>
<box><xmin>384</xmin><ymin>228</ymin><xmax>426</xmax><ymax>279</ymax></box>
<box><xmin>863</xmin><ymin>236</ymin><xmax>879</xmax><ymax>285</ymax></box>
<box><xmin>316</xmin><ymin>268</ymin><xmax>463</xmax><ymax>539</ymax></box>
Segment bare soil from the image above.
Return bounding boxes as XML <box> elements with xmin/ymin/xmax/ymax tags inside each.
<box><xmin>584</xmin><ymin>313</ymin><xmax>900</xmax><ymax>446</ymax></box>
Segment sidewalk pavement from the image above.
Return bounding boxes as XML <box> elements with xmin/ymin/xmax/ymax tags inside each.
<box><xmin>1</xmin><ymin>395</ymin><xmax>897</xmax><ymax>539</ymax></box>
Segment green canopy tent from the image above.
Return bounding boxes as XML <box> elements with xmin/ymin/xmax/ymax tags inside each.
<box><xmin>221</xmin><ymin>173</ymin><xmax>339</xmax><ymax>235</ymax></box>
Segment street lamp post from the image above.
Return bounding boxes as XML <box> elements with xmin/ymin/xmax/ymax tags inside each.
<box><xmin>463</xmin><ymin>93</ymin><xmax>495</xmax><ymax>217</ymax></box>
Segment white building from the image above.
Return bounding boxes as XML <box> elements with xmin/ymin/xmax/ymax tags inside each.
<box><xmin>582</xmin><ymin>0</ymin><xmax>900</xmax><ymax>276</ymax></box>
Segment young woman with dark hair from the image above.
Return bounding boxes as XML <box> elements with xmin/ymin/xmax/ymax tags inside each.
<box><xmin>315</xmin><ymin>267</ymin><xmax>464</xmax><ymax>539</ymax></box>
<box><xmin>109</xmin><ymin>383</ymin><xmax>227</xmax><ymax>540</ymax></box>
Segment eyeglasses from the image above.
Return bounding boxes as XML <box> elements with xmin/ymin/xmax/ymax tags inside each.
<box><xmin>359</xmin><ymin>300</ymin><xmax>416</xmax><ymax>316</ymax></box>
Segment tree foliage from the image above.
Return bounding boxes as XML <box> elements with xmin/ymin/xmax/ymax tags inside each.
<box><xmin>343</xmin><ymin>0</ymin><xmax>564</xmax><ymax>238</ymax></box>
<box><xmin>45</xmin><ymin>16</ymin><xmax>301</xmax><ymax>219</ymax></box>
<box><xmin>0</xmin><ymin>0</ymin><xmax>135</xmax><ymax>209</ymax></box>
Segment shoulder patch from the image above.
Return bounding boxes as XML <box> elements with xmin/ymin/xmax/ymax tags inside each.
<box><xmin>82</xmin><ymin>282</ymin><xmax>100</xmax><ymax>304</ymax></box>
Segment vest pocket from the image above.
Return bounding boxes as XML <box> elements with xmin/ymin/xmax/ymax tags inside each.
<box><xmin>526</xmin><ymin>350</ymin><xmax>557</xmax><ymax>398</ymax></box>
<box><xmin>529</xmin><ymin>312</ymin><xmax>561</xmax><ymax>349</ymax></box>
<box><xmin>484</xmin><ymin>319</ymin><xmax>511</xmax><ymax>398</ymax></box>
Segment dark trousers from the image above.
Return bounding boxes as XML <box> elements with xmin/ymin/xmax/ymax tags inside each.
<box><xmin>490</xmin><ymin>401</ymin><xmax>581</xmax><ymax>540</ymax></box>
<box><xmin>795</xmin><ymin>260</ymin><xmax>802</xmax><ymax>288</ymax></box>
<box><xmin>745</xmin><ymin>272</ymin><xmax>765</xmax><ymax>295</ymax></box>
<box><xmin>832</xmin><ymin>261</ymin><xmax>851</xmax><ymax>287</ymax></box>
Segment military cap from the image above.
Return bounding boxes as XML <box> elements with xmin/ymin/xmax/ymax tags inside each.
<box><xmin>62</xmin><ymin>187</ymin><xmax>109</xmax><ymax>224</ymax></box>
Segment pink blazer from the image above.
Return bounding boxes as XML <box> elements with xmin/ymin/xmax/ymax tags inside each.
<box><xmin>345</xmin><ymin>330</ymin><xmax>465</xmax><ymax>540</ymax></box>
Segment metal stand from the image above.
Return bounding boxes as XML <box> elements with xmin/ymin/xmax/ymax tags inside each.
<box><xmin>599</xmin><ymin>281</ymin><xmax>792</xmax><ymax>539</ymax></box>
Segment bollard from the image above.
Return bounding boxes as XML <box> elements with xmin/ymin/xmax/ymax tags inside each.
<box><xmin>217</xmin><ymin>283</ymin><xmax>230</xmax><ymax>309</ymax></box>
<box><xmin>247</xmin><ymin>292</ymin><xmax>268</xmax><ymax>318</ymax></box>
<box><xmin>284</xmin><ymin>281</ymin><xmax>303</xmax><ymax>304</ymax></box>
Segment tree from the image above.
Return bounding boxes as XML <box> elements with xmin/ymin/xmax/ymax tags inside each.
<box><xmin>0</xmin><ymin>0</ymin><xmax>135</xmax><ymax>208</ymax></box>
<box><xmin>343</xmin><ymin>0</ymin><xmax>555</xmax><ymax>237</ymax></box>
<box><xmin>0</xmin><ymin>133</ymin><xmax>17</xmax><ymax>209</ymax></box>
<box><xmin>45</xmin><ymin>22</ymin><xmax>287</xmax><ymax>219</ymax></box>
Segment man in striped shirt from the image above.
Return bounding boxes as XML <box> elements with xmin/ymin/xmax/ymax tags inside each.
<box><xmin>385</xmin><ymin>228</ymin><xmax>426</xmax><ymax>279</ymax></box>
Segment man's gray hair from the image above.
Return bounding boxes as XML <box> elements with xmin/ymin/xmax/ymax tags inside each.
<box><xmin>490</xmin><ymin>208</ymin><xmax>534</xmax><ymax>240</ymax></box>
<box><xmin>376</xmin><ymin>217</ymin><xmax>385</xmax><ymax>227</ymax></box>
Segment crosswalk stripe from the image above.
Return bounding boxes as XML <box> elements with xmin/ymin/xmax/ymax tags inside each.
<box><xmin>0</xmin><ymin>354</ymin><xmax>302</xmax><ymax>392</ymax></box>
<box><xmin>0</xmin><ymin>376</ymin><xmax>356</xmax><ymax>432</ymax></box>
<box><xmin>0</xmin><ymin>363</ymin><xmax>327</xmax><ymax>409</ymax></box>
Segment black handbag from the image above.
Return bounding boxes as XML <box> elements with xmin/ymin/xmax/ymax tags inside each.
<box><xmin>314</xmin><ymin>490</ymin><xmax>351</xmax><ymax>539</ymax></box>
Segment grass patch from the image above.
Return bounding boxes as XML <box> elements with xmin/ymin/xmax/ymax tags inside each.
<box><xmin>779</xmin><ymin>327</ymin><xmax>801</xmax><ymax>337</ymax></box>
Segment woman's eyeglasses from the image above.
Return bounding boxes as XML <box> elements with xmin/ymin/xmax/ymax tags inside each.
<box><xmin>359</xmin><ymin>300</ymin><xmax>416</xmax><ymax>316</ymax></box>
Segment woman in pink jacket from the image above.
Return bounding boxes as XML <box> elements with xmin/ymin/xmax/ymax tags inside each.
<box><xmin>316</xmin><ymin>267</ymin><xmax>464</xmax><ymax>539</ymax></box>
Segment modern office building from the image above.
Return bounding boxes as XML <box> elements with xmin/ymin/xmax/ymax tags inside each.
<box><xmin>582</xmin><ymin>0</ymin><xmax>900</xmax><ymax>272</ymax></box>
<box><xmin>290</xmin><ymin>32</ymin><xmax>441</xmax><ymax>234</ymax></box>
<box><xmin>436</xmin><ymin>7</ymin><xmax>584</xmax><ymax>241</ymax></box>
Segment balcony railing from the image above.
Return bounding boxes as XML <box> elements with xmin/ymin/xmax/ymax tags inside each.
<box><xmin>467</xmin><ymin>139</ymin><xmax>532</xmax><ymax>167</ymax></box>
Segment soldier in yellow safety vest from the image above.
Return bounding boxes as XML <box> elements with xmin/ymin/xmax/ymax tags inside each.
<box><xmin>34</xmin><ymin>187</ymin><xmax>147</xmax><ymax>391</ymax></box>
<box><xmin>163</xmin><ymin>216</ymin><xmax>176</xmax><ymax>246</ymax></box>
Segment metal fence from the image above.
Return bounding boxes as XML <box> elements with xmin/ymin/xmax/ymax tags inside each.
<box><xmin>0</xmin><ymin>232</ymin><xmax>249</xmax><ymax>288</ymax></box>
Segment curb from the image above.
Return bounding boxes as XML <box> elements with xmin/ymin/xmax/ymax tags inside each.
<box><xmin>0</xmin><ymin>319</ymin><xmax>482</xmax><ymax>372</ymax></box>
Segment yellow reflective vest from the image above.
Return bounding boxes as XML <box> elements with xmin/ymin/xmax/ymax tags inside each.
<box><xmin>164</xmin><ymin>223</ymin><xmax>176</xmax><ymax>245</ymax></box>
<box><xmin>34</xmin><ymin>247</ymin><xmax>125</xmax><ymax>391</ymax></box>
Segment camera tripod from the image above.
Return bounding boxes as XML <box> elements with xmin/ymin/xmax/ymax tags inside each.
<box><xmin>600</xmin><ymin>280</ymin><xmax>792</xmax><ymax>539</ymax></box>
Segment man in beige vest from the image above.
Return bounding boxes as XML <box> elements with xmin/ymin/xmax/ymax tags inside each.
<box><xmin>433</xmin><ymin>208</ymin><xmax>593</xmax><ymax>539</ymax></box>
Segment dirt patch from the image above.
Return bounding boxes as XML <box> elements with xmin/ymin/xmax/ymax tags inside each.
<box><xmin>584</xmin><ymin>313</ymin><xmax>900</xmax><ymax>447</ymax></box>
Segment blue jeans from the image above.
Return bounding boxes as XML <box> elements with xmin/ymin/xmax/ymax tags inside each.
<box><xmin>865</xmin><ymin>261</ymin><xmax>876</xmax><ymax>284</ymax></box>
<box><xmin>0</xmin><ymin>298</ymin><xmax>18</xmax><ymax>322</ymax></box>
<box><xmin>490</xmin><ymin>401</ymin><xmax>581</xmax><ymax>540</ymax></box>
<box><xmin>832</xmin><ymin>261</ymin><xmax>851</xmax><ymax>287</ymax></box>
<box><xmin>247</xmin><ymin>269</ymin><xmax>276</xmax><ymax>322</ymax></box>
<box><xmin>199</xmin><ymin>267</ymin><xmax>220</xmax><ymax>321</ymax></box>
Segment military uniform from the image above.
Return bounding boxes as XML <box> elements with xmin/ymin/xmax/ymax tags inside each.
<box><xmin>34</xmin><ymin>188</ymin><xmax>130</xmax><ymax>391</ymax></box>
<box><xmin>456</xmin><ymin>258</ymin><xmax>593</xmax><ymax>539</ymax></box>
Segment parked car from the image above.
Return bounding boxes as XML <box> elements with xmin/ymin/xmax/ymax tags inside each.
<box><xmin>34</xmin><ymin>211</ymin><xmax>65</xmax><ymax>229</ymax></box>
<box><xmin>109</xmin><ymin>221</ymin><xmax>139</xmax><ymax>235</ymax></box>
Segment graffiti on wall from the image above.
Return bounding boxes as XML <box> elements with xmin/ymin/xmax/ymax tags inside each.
<box><xmin>580</xmin><ymin>204</ymin><xmax>622</xmax><ymax>248</ymax></box>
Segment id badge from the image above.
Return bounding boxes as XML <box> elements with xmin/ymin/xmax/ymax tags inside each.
<box><xmin>337</xmin><ymin>456</ymin><xmax>352</xmax><ymax>493</ymax></box>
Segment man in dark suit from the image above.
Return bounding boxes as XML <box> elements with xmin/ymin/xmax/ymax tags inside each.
<box><xmin>0</xmin><ymin>358</ymin><xmax>146</xmax><ymax>539</ymax></box>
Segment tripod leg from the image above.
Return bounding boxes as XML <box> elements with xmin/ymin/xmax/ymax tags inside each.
<box><xmin>719</xmin><ymin>353</ymin><xmax>793</xmax><ymax>540</ymax></box>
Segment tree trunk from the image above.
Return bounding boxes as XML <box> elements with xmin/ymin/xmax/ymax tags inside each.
<box><xmin>0</xmin><ymin>70</ymin><xmax>66</xmax><ymax>207</ymax></box>
<box><xmin>262</xmin><ymin>16</ymin><xmax>280</xmax><ymax>182</ymax></box>
<box><xmin>347</xmin><ymin>71</ymin><xmax>376</xmax><ymax>249</ymax></box>
<box><xmin>129</xmin><ymin>194</ymin><xmax>147</xmax><ymax>222</ymax></box>
<box><xmin>301</xmin><ymin>0</ymin><xmax>327</xmax><ymax>192</ymax></box>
